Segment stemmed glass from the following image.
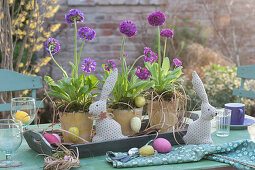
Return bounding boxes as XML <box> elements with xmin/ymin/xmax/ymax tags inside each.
<box><xmin>11</xmin><ymin>97</ymin><xmax>36</xmax><ymax>127</ymax></box>
<box><xmin>0</xmin><ymin>119</ymin><xmax>23</xmax><ymax>167</ymax></box>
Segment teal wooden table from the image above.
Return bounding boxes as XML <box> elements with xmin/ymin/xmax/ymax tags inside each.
<box><xmin>1</xmin><ymin>119</ymin><xmax>255</xmax><ymax>170</ymax></box>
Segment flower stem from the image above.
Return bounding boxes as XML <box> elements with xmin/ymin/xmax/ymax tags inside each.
<box><xmin>120</xmin><ymin>36</ymin><xmax>129</xmax><ymax>93</ymax></box>
<box><xmin>163</xmin><ymin>38</ymin><xmax>167</xmax><ymax>59</ymax></box>
<box><xmin>74</xmin><ymin>20</ymin><xmax>78</xmax><ymax>78</ymax></box>
<box><xmin>157</xmin><ymin>26</ymin><xmax>161</xmax><ymax>66</ymax></box>
<box><xmin>157</xmin><ymin>26</ymin><xmax>161</xmax><ymax>84</ymax></box>
<box><xmin>120</xmin><ymin>36</ymin><xmax>126</xmax><ymax>74</ymax></box>
<box><xmin>124</xmin><ymin>59</ymin><xmax>127</xmax><ymax>72</ymax></box>
<box><xmin>128</xmin><ymin>55</ymin><xmax>144</xmax><ymax>75</ymax></box>
<box><xmin>78</xmin><ymin>39</ymin><xmax>86</xmax><ymax>68</ymax></box>
<box><xmin>49</xmin><ymin>46</ymin><xmax>68</xmax><ymax>77</ymax></box>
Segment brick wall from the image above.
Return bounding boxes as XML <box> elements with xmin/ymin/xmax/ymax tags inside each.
<box><xmin>41</xmin><ymin>0</ymin><xmax>255</xmax><ymax>80</ymax></box>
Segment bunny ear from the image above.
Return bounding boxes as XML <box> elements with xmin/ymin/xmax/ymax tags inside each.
<box><xmin>192</xmin><ymin>71</ymin><xmax>208</xmax><ymax>103</ymax></box>
<box><xmin>100</xmin><ymin>68</ymin><xmax>118</xmax><ymax>101</ymax></box>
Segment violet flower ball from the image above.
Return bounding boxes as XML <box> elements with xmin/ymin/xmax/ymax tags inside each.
<box><xmin>160</xmin><ymin>29</ymin><xmax>174</xmax><ymax>39</ymax></box>
<box><xmin>65</xmin><ymin>9</ymin><xmax>84</xmax><ymax>25</ymax></box>
<box><xmin>78</xmin><ymin>27</ymin><xmax>96</xmax><ymax>41</ymax></box>
<box><xmin>135</xmin><ymin>66</ymin><xmax>150</xmax><ymax>80</ymax></box>
<box><xmin>173</xmin><ymin>58</ymin><xmax>182</xmax><ymax>67</ymax></box>
<box><xmin>148</xmin><ymin>11</ymin><xmax>166</xmax><ymax>26</ymax></box>
<box><xmin>45</xmin><ymin>38</ymin><xmax>60</xmax><ymax>55</ymax></box>
<box><xmin>81</xmin><ymin>58</ymin><xmax>96</xmax><ymax>73</ymax></box>
<box><xmin>153</xmin><ymin>138</ymin><xmax>171</xmax><ymax>153</ymax></box>
<box><xmin>119</xmin><ymin>20</ymin><xmax>137</xmax><ymax>37</ymax></box>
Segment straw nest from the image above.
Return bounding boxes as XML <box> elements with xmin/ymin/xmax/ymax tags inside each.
<box><xmin>43</xmin><ymin>148</ymin><xmax>80</xmax><ymax>170</ymax></box>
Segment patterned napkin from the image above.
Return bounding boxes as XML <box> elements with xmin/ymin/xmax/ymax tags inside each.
<box><xmin>106</xmin><ymin>140</ymin><xmax>255</xmax><ymax>169</ymax></box>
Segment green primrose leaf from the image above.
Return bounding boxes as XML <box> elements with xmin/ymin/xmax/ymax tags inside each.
<box><xmin>142</xmin><ymin>81</ymin><xmax>154</xmax><ymax>91</ymax></box>
<box><xmin>133</xmin><ymin>81</ymin><xmax>152</xmax><ymax>96</ymax></box>
<box><xmin>175</xmin><ymin>78</ymin><xmax>184</xmax><ymax>82</ymax></box>
<box><xmin>44</xmin><ymin>76</ymin><xmax>55</xmax><ymax>85</ymax></box>
<box><xmin>47</xmin><ymin>91</ymin><xmax>70</xmax><ymax>102</ymax></box>
<box><xmin>62</xmin><ymin>77</ymin><xmax>72</xmax><ymax>84</ymax></box>
<box><xmin>162</xmin><ymin>57</ymin><xmax>170</xmax><ymax>75</ymax></box>
<box><xmin>71</xmin><ymin>78</ymin><xmax>78</xmax><ymax>90</ymax></box>
<box><xmin>166</xmin><ymin>75</ymin><xmax>177</xmax><ymax>81</ymax></box>
<box><xmin>88</xmin><ymin>75</ymin><xmax>99</xmax><ymax>90</ymax></box>
<box><xmin>130</xmin><ymin>80</ymin><xmax>147</xmax><ymax>90</ymax></box>
<box><xmin>69</xmin><ymin>62</ymin><xmax>76</xmax><ymax>78</ymax></box>
<box><xmin>49</xmin><ymin>83</ymin><xmax>65</xmax><ymax>94</ymax></box>
<box><xmin>130</xmin><ymin>70</ymin><xmax>137</xmax><ymax>85</ymax></box>
<box><xmin>77</xmin><ymin>85</ymin><xmax>89</xmax><ymax>97</ymax></box>
<box><xmin>78</xmin><ymin>74</ymin><xmax>84</xmax><ymax>83</ymax></box>
<box><xmin>127</xmin><ymin>92</ymin><xmax>133</xmax><ymax>98</ymax></box>
<box><xmin>60</xmin><ymin>83</ymin><xmax>76</xmax><ymax>101</ymax></box>
<box><xmin>172</xmin><ymin>66</ymin><xmax>183</xmax><ymax>77</ymax></box>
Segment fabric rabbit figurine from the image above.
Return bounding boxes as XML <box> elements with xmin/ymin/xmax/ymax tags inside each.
<box><xmin>89</xmin><ymin>68</ymin><xmax>126</xmax><ymax>142</ymax></box>
<box><xmin>183</xmin><ymin>71</ymin><xmax>217</xmax><ymax>145</ymax></box>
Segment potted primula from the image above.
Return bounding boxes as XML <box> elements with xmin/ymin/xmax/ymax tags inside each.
<box><xmin>101</xmin><ymin>20</ymin><xmax>153</xmax><ymax>136</ymax></box>
<box><xmin>44</xmin><ymin>9</ymin><xmax>98</xmax><ymax>143</ymax></box>
<box><xmin>141</xmin><ymin>11</ymin><xmax>184</xmax><ymax>132</ymax></box>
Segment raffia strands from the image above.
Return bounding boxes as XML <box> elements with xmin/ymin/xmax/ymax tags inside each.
<box><xmin>144</xmin><ymin>87</ymin><xmax>188</xmax><ymax>145</ymax></box>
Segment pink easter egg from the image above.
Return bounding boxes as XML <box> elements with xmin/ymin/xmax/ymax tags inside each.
<box><xmin>153</xmin><ymin>138</ymin><xmax>171</xmax><ymax>153</ymax></box>
<box><xmin>52</xmin><ymin>133</ymin><xmax>61</xmax><ymax>143</ymax></box>
<box><xmin>43</xmin><ymin>133</ymin><xmax>60</xmax><ymax>144</ymax></box>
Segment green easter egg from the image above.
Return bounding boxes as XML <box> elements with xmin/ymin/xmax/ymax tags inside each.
<box><xmin>68</xmin><ymin>127</ymin><xmax>79</xmax><ymax>142</ymax></box>
<box><xmin>135</xmin><ymin>96</ymin><xmax>146</xmax><ymax>108</ymax></box>
<box><xmin>139</xmin><ymin>145</ymin><xmax>154</xmax><ymax>156</ymax></box>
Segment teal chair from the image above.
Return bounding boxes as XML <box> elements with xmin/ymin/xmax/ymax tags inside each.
<box><xmin>233</xmin><ymin>64</ymin><xmax>255</xmax><ymax>102</ymax></box>
<box><xmin>0</xmin><ymin>69</ymin><xmax>44</xmax><ymax>112</ymax></box>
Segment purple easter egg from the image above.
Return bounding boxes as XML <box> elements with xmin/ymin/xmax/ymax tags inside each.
<box><xmin>43</xmin><ymin>133</ymin><xmax>60</xmax><ymax>144</ymax></box>
<box><xmin>153</xmin><ymin>138</ymin><xmax>171</xmax><ymax>153</ymax></box>
<box><xmin>52</xmin><ymin>133</ymin><xmax>61</xmax><ymax>143</ymax></box>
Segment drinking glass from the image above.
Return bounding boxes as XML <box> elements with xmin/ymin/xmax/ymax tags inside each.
<box><xmin>11</xmin><ymin>97</ymin><xmax>36</xmax><ymax>127</ymax></box>
<box><xmin>216</xmin><ymin>109</ymin><xmax>232</xmax><ymax>137</ymax></box>
<box><xmin>0</xmin><ymin>119</ymin><xmax>23</xmax><ymax>167</ymax></box>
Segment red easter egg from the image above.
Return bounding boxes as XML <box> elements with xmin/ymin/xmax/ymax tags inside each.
<box><xmin>153</xmin><ymin>138</ymin><xmax>171</xmax><ymax>153</ymax></box>
<box><xmin>43</xmin><ymin>133</ymin><xmax>60</xmax><ymax>144</ymax></box>
<box><xmin>52</xmin><ymin>133</ymin><xmax>61</xmax><ymax>143</ymax></box>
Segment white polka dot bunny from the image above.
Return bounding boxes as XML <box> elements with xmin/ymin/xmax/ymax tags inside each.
<box><xmin>89</xmin><ymin>68</ymin><xmax>126</xmax><ymax>142</ymax></box>
<box><xmin>183</xmin><ymin>71</ymin><xmax>217</xmax><ymax>145</ymax></box>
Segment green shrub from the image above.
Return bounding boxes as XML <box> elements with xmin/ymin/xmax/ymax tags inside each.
<box><xmin>186</xmin><ymin>64</ymin><xmax>239</xmax><ymax>110</ymax></box>
<box><xmin>186</xmin><ymin>64</ymin><xmax>255</xmax><ymax>115</ymax></box>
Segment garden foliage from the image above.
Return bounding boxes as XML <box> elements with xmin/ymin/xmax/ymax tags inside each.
<box><xmin>186</xmin><ymin>64</ymin><xmax>239</xmax><ymax>110</ymax></box>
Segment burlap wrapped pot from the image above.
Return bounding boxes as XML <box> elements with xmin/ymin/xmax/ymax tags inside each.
<box><xmin>108</xmin><ymin>108</ymin><xmax>143</xmax><ymax>136</ymax></box>
<box><xmin>147</xmin><ymin>99</ymin><xmax>178</xmax><ymax>133</ymax></box>
<box><xmin>60</xmin><ymin>112</ymin><xmax>93</xmax><ymax>143</ymax></box>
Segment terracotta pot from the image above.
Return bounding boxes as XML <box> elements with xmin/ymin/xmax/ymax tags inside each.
<box><xmin>60</xmin><ymin>112</ymin><xmax>93</xmax><ymax>143</ymax></box>
<box><xmin>108</xmin><ymin>108</ymin><xmax>143</xmax><ymax>136</ymax></box>
<box><xmin>147</xmin><ymin>99</ymin><xmax>178</xmax><ymax>133</ymax></box>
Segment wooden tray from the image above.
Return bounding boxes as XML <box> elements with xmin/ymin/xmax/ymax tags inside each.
<box><xmin>23</xmin><ymin>130</ymin><xmax>187</xmax><ymax>158</ymax></box>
